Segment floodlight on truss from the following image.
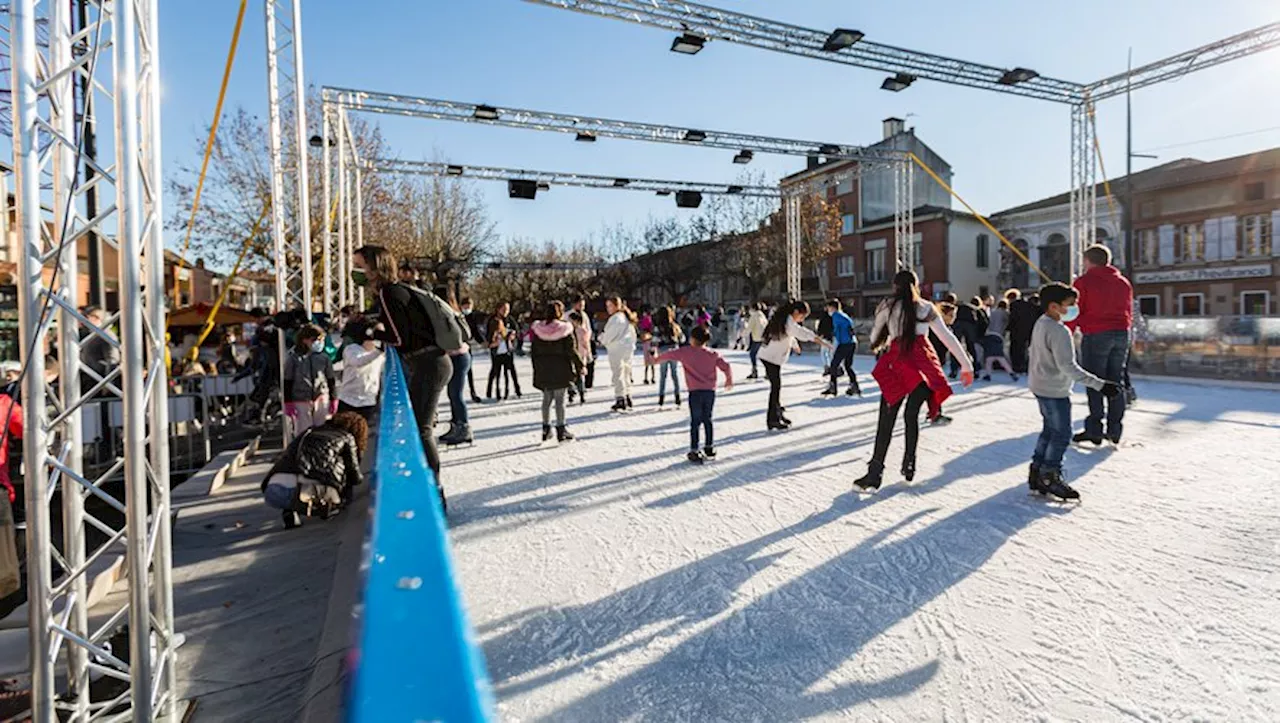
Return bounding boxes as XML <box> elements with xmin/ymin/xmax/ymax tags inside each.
<box><xmin>881</xmin><ymin>72</ymin><xmax>916</xmax><ymax>92</ymax></box>
<box><xmin>369</xmin><ymin>158</ymin><xmax>784</xmax><ymax>198</ymax></box>
<box><xmin>520</xmin><ymin>0</ymin><xmax>1085</xmax><ymax>103</ymax></box>
<box><xmin>671</xmin><ymin>32</ymin><xmax>705</xmax><ymax>54</ymax></box>
<box><xmin>325</xmin><ymin>86</ymin><xmax>906</xmax><ymax>169</ymax></box>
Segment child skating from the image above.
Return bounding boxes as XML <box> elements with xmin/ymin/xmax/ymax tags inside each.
<box><xmin>530</xmin><ymin>301</ymin><xmax>584</xmax><ymax>443</ymax></box>
<box><xmin>656</xmin><ymin>325</ymin><xmax>733</xmax><ymax>464</ymax></box>
<box><xmin>757</xmin><ymin>301</ymin><xmax>834</xmax><ymax>430</ymax></box>
<box><xmin>1027</xmin><ymin>283</ymin><xmax>1120</xmax><ymax>501</ymax></box>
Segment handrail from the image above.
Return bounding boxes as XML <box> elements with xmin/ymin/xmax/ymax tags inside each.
<box><xmin>348</xmin><ymin>349</ymin><xmax>494</xmax><ymax>722</ymax></box>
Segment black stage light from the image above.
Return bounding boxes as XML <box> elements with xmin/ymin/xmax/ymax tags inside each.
<box><xmin>445</xmin><ymin>165</ymin><xmax>464</xmax><ymax>176</ymax></box>
<box><xmin>822</xmin><ymin>28</ymin><xmax>864</xmax><ymax>52</ymax></box>
<box><xmin>473</xmin><ymin>104</ymin><xmax>500</xmax><ymax>120</ymax></box>
<box><xmin>726</xmin><ymin>185</ymin><xmax>744</xmax><ymax>194</ymax></box>
<box><xmin>675</xmin><ymin>191</ymin><xmax>703</xmax><ymax>209</ymax></box>
<box><xmin>508</xmin><ymin>179</ymin><xmax>538</xmax><ymax>199</ymax></box>
<box><xmin>614</xmin><ymin>178</ymin><xmax>631</xmax><ymax>187</ymax></box>
<box><xmin>733</xmin><ymin>149</ymin><xmax>754</xmax><ymax>164</ymax></box>
<box><xmin>671</xmin><ymin>33</ymin><xmax>706</xmax><ymax>55</ymax></box>
<box><xmin>656</xmin><ymin>190</ymin><xmax>672</xmax><ymax>196</ymax></box>
<box><xmin>819</xmin><ymin>143</ymin><xmax>841</xmax><ymax>156</ymax></box>
<box><xmin>575</xmin><ymin>132</ymin><xmax>597</xmax><ymax>142</ymax></box>
<box><xmin>308</xmin><ymin>135</ymin><xmax>324</xmax><ymax>148</ymax></box>
<box><xmin>684</xmin><ymin>129</ymin><xmax>707</xmax><ymax>142</ymax></box>
<box><xmin>999</xmin><ymin>67</ymin><xmax>1039</xmax><ymax>85</ymax></box>
<box><xmin>537</xmin><ymin>182</ymin><xmax>551</xmax><ymax>191</ymax></box>
<box><xmin>881</xmin><ymin>72</ymin><xmax>916</xmax><ymax>92</ymax></box>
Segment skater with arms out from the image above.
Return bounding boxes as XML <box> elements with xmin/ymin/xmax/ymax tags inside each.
<box><xmin>656</xmin><ymin>325</ymin><xmax>733</xmax><ymax>464</ymax></box>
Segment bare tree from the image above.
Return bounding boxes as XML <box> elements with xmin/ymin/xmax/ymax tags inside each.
<box><xmin>719</xmin><ymin>190</ymin><xmax>842</xmax><ymax>303</ymax></box>
<box><xmin>391</xmin><ymin>174</ymin><xmax>497</xmax><ymax>284</ymax></box>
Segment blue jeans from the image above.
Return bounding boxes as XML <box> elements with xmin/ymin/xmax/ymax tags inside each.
<box><xmin>658</xmin><ymin>360</ymin><xmax>681</xmax><ymax>403</ymax></box>
<box><xmin>447</xmin><ymin>352</ymin><xmax>471</xmax><ymax>427</ymax></box>
<box><xmin>1080</xmin><ymin>330</ymin><xmax>1128</xmax><ymax>439</ymax></box>
<box><xmin>748</xmin><ymin>340</ymin><xmax>762</xmax><ymax>375</ymax></box>
<box><xmin>820</xmin><ymin>344</ymin><xmax>833</xmax><ymax>370</ymax></box>
<box><xmin>688</xmin><ymin>389</ymin><xmax>715</xmax><ymax>451</ymax></box>
<box><xmin>1033</xmin><ymin>395</ymin><xmax>1072</xmax><ymax>473</ymax></box>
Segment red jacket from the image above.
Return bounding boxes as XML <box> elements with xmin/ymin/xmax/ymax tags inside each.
<box><xmin>0</xmin><ymin>395</ymin><xmax>21</xmax><ymax>504</ymax></box>
<box><xmin>1071</xmin><ymin>265</ymin><xmax>1133</xmax><ymax>335</ymax></box>
<box><xmin>871</xmin><ymin>337</ymin><xmax>953</xmax><ymax>421</ymax></box>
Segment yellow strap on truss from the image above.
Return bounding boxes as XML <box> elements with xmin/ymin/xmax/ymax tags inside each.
<box><xmin>184</xmin><ymin>203</ymin><xmax>269</xmax><ymax>363</ymax></box>
<box><xmin>177</xmin><ymin>0</ymin><xmax>249</xmax><ymax>296</ymax></box>
<box><xmin>1087</xmin><ymin>106</ymin><xmax>1122</xmax><ymax>231</ymax></box>
<box><xmin>908</xmin><ymin>152</ymin><xmax>1055</xmax><ymax>284</ymax></box>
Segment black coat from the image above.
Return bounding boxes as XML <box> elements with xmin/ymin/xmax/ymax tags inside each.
<box><xmin>263</xmin><ymin>425</ymin><xmax>363</xmax><ymax>493</ymax></box>
<box><xmin>816</xmin><ymin>312</ymin><xmax>834</xmax><ymax>341</ymax></box>
<box><xmin>530</xmin><ymin>321</ymin><xmax>583</xmax><ymax>391</ymax></box>
<box><xmin>1008</xmin><ymin>299</ymin><xmax>1040</xmax><ymax>340</ymax></box>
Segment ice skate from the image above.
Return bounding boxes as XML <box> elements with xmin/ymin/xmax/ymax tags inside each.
<box><xmin>901</xmin><ymin>455</ymin><xmax>916</xmax><ymax>482</ymax></box>
<box><xmin>1039</xmin><ymin>470</ymin><xmax>1080</xmax><ymax>502</ymax></box>
<box><xmin>1026</xmin><ymin>464</ymin><xmax>1046</xmax><ymax>495</ymax></box>
<box><xmin>703</xmin><ymin>446</ymin><xmax>716</xmax><ymax>459</ymax></box>
<box><xmin>687</xmin><ymin>449</ymin><xmax>706</xmax><ymax>465</ymax></box>
<box><xmin>556</xmin><ymin>425</ymin><xmax>575</xmax><ymax>443</ymax></box>
<box><xmin>1072</xmin><ymin>431</ymin><xmax>1103</xmax><ymax>446</ymax></box>
<box><xmin>541</xmin><ymin>424</ymin><xmax>553</xmax><ymax>442</ymax></box>
<box><xmin>854</xmin><ymin>461</ymin><xmax>884</xmax><ymax>492</ymax></box>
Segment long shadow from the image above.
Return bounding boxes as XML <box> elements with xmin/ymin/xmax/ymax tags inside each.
<box><xmin>1129</xmin><ymin>379</ymin><xmax>1280</xmax><ymax>429</ymax></box>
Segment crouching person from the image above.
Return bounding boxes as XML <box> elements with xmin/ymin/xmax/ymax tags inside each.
<box><xmin>261</xmin><ymin>411</ymin><xmax>368</xmax><ymax>529</ymax></box>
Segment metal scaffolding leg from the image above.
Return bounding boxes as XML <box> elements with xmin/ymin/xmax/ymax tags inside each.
<box><xmin>1068</xmin><ymin>99</ymin><xmax>1098</xmax><ymax>280</ymax></box>
<box><xmin>321</xmin><ymin>108</ymin><xmax>334</xmax><ymax>315</ymax></box>
<box><xmin>10</xmin><ymin>0</ymin><xmax>173</xmax><ymax>719</ymax></box>
<box><xmin>337</xmin><ymin>116</ymin><xmax>349</xmax><ymax>308</ymax></box>
<box><xmin>784</xmin><ymin>194</ymin><xmax>801</xmax><ymax>301</ymax></box>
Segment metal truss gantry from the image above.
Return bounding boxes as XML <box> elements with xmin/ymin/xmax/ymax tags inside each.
<box><xmin>319</xmin><ymin>102</ymin><xmax>363</xmax><ymax>316</ymax></box>
<box><xmin>9</xmin><ymin>0</ymin><xmax>174</xmax><ymax>720</ymax></box>
<box><xmin>325</xmin><ymin>85</ymin><xmax>910</xmax><ymax>300</ymax></box>
<box><xmin>371</xmin><ymin>158</ymin><xmax>784</xmax><ymax>198</ymax></box>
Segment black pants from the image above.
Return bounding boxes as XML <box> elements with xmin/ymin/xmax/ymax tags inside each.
<box><xmin>870</xmin><ymin>382</ymin><xmax>932</xmax><ymax>467</ymax></box>
<box><xmin>763</xmin><ymin>361</ymin><xmax>783</xmax><ymax>423</ymax></box>
<box><xmin>405</xmin><ymin>351</ymin><xmax>452</xmax><ymax>478</ymax></box>
<box><xmin>585</xmin><ymin>359</ymin><xmax>596</xmax><ymax>389</ymax></box>
<box><xmin>1009</xmin><ymin>333</ymin><xmax>1031</xmax><ymax>374</ymax></box>
<box><xmin>467</xmin><ymin>350</ymin><xmax>479</xmax><ymax>398</ymax></box>
<box><xmin>688</xmin><ymin>389</ymin><xmax>715</xmax><ymax>451</ymax></box>
<box><xmin>950</xmin><ymin>322</ymin><xmax>977</xmax><ymax>374</ymax></box>
<box><xmin>828</xmin><ymin>342</ymin><xmax>859</xmax><ymax>392</ymax></box>
<box><xmin>487</xmin><ymin>352</ymin><xmax>521</xmax><ymax>398</ymax></box>
<box><xmin>336</xmin><ymin>400</ymin><xmax>376</xmax><ymax>424</ymax></box>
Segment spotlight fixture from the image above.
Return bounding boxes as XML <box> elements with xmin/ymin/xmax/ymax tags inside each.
<box><xmin>732</xmin><ymin>149</ymin><xmax>754</xmax><ymax>164</ymax></box>
<box><xmin>818</xmin><ymin>143</ymin><xmax>842</xmax><ymax>156</ymax></box>
<box><xmin>683</xmin><ymin>129</ymin><xmax>707</xmax><ymax>142</ymax></box>
<box><xmin>880</xmin><ymin>72</ymin><xmax>916</xmax><ymax>92</ymax></box>
<box><xmin>473</xmin><ymin>104</ymin><xmax>500</xmax><ymax>121</ymax></box>
<box><xmin>308</xmin><ymin>134</ymin><xmax>334</xmax><ymax>148</ymax></box>
<box><xmin>445</xmin><ymin>165</ymin><xmax>464</xmax><ymax>176</ymax></box>
<box><xmin>655</xmin><ymin>191</ymin><xmax>672</xmax><ymax>196</ymax></box>
<box><xmin>670</xmin><ymin>33</ymin><xmax>706</xmax><ymax>55</ymax></box>
<box><xmin>822</xmin><ymin>28</ymin><xmax>864</xmax><ymax>52</ymax></box>
<box><xmin>726</xmin><ymin>185</ymin><xmax>744</xmax><ymax>194</ymax></box>
<box><xmin>613</xmin><ymin>178</ymin><xmax>631</xmax><ymax>187</ymax></box>
<box><xmin>675</xmin><ymin>190</ymin><xmax>703</xmax><ymax>209</ymax></box>
<box><xmin>999</xmin><ymin>67</ymin><xmax>1039</xmax><ymax>85</ymax></box>
<box><xmin>508</xmin><ymin>179</ymin><xmax>538</xmax><ymax>200</ymax></box>
<box><xmin>575</xmin><ymin>131</ymin><xmax>597</xmax><ymax>142</ymax></box>
<box><xmin>537</xmin><ymin>182</ymin><xmax>551</xmax><ymax>191</ymax></box>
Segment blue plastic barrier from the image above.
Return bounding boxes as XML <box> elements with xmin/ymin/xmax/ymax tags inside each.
<box><xmin>348</xmin><ymin>350</ymin><xmax>494</xmax><ymax>722</ymax></box>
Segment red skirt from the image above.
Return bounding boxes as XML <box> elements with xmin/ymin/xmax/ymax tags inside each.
<box><xmin>871</xmin><ymin>336</ymin><xmax>953</xmax><ymax>420</ymax></box>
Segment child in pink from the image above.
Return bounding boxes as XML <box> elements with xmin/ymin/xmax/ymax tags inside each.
<box><xmin>656</xmin><ymin>325</ymin><xmax>733</xmax><ymax>464</ymax></box>
<box><xmin>568</xmin><ymin>311</ymin><xmax>592</xmax><ymax>404</ymax></box>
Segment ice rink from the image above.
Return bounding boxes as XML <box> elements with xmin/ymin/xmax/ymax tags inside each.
<box><xmin>444</xmin><ymin>350</ymin><xmax>1280</xmax><ymax>722</ymax></box>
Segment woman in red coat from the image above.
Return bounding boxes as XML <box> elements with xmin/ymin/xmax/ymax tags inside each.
<box><xmin>856</xmin><ymin>271</ymin><xmax>973</xmax><ymax>491</ymax></box>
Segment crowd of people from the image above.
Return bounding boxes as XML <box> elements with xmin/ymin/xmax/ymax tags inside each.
<box><xmin>237</xmin><ymin>241</ymin><xmax>1138</xmax><ymax>527</ymax></box>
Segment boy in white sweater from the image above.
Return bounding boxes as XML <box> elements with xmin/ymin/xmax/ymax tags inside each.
<box><xmin>1028</xmin><ymin>283</ymin><xmax>1119</xmax><ymax>500</ymax></box>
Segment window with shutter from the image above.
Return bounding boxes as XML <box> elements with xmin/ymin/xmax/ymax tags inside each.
<box><xmin>1157</xmin><ymin>225</ymin><xmax>1175</xmax><ymax>266</ymax></box>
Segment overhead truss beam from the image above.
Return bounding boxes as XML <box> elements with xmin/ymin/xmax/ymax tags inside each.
<box><xmin>371</xmin><ymin>158</ymin><xmax>783</xmax><ymax>198</ymax></box>
<box><xmin>520</xmin><ymin>0</ymin><xmax>1084</xmax><ymax>103</ymax></box>
<box><xmin>324</xmin><ymin>86</ymin><xmax>905</xmax><ymax>167</ymax></box>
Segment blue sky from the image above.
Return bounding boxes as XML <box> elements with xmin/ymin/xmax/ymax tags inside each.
<box><xmin>159</xmin><ymin>0</ymin><xmax>1280</xmax><ymax>251</ymax></box>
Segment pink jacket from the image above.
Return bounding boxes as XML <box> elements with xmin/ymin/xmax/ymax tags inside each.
<box><xmin>656</xmin><ymin>345</ymin><xmax>732</xmax><ymax>391</ymax></box>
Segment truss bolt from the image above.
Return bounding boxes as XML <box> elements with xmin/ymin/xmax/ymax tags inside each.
<box><xmin>397</xmin><ymin>577</ymin><xmax>422</xmax><ymax>590</ymax></box>
<box><xmin>397</xmin><ymin>510</ymin><xmax>415</xmax><ymax>519</ymax></box>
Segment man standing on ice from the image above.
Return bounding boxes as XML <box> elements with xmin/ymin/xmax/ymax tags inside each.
<box><xmin>1069</xmin><ymin>244</ymin><xmax>1133</xmax><ymax>445</ymax></box>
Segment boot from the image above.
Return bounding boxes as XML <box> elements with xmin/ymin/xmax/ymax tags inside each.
<box><xmin>556</xmin><ymin>425</ymin><xmax>575</xmax><ymax>442</ymax></box>
<box><xmin>541</xmin><ymin>424</ymin><xmax>553</xmax><ymax>442</ymax></box>
<box><xmin>846</xmin><ymin>384</ymin><xmax>862</xmax><ymax>398</ymax></box>
<box><xmin>687</xmin><ymin>449</ymin><xmax>705</xmax><ymax>465</ymax></box>
<box><xmin>703</xmin><ymin>446</ymin><xmax>716</xmax><ymax>459</ymax></box>
<box><xmin>1039</xmin><ymin>469</ymin><xmax>1080</xmax><ymax>501</ymax></box>
<box><xmin>625</xmin><ymin>396</ymin><xmax>634</xmax><ymax>409</ymax></box>
<box><xmin>854</xmin><ymin>460</ymin><xmax>885</xmax><ymax>491</ymax></box>
<box><xmin>901</xmin><ymin>455</ymin><xmax>916</xmax><ymax>482</ymax></box>
<box><xmin>822</xmin><ymin>382</ymin><xmax>837</xmax><ymax>396</ymax></box>
<box><xmin>611</xmin><ymin>397</ymin><xmax>627</xmax><ymax>412</ymax></box>
<box><xmin>675</xmin><ymin>391</ymin><xmax>682</xmax><ymax>408</ymax></box>
<box><xmin>1072</xmin><ymin>431</ymin><xmax>1103</xmax><ymax>446</ymax></box>
<box><xmin>658</xmin><ymin>392</ymin><xmax>665</xmax><ymax>408</ymax></box>
<box><xmin>1027</xmin><ymin>464</ymin><xmax>1046</xmax><ymax>494</ymax></box>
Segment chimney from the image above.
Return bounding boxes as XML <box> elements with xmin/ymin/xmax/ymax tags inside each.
<box><xmin>882</xmin><ymin>117</ymin><xmax>905</xmax><ymax>140</ymax></box>
<box><xmin>806</xmin><ymin>155</ymin><xmax>820</xmax><ymax>171</ymax></box>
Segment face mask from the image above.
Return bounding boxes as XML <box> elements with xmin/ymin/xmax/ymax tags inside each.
<box><xmin>310</xmin><ymin>340</ymin><xmax>325</xmax><ymax>354</ymax></box>
<box><xmin>351</xmin><ymin>270</ymin><xmax>368</xmax><ymax>287</ymax></box>
<box><xmin>1062</xmin><ymin>305</ymin><xmax>1080</xmax><ymax>323</ymax></box>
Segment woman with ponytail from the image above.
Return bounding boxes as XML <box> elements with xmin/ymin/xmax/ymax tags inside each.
<box><xmin>855</xmin><ymin>270</ymin><xmax>973</xmax><ymax>491</ymax></box>
<box><xmin>599</xmin><ymin>295</ymin><xmax>638</xmax><ymax>412</ymax></box>
<box><xmin>756</xmin><ymin>300</ymin><xmax>833</xmax><ymax>430</ymax></box>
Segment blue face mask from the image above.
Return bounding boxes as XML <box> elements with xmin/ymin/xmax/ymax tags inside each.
<box><xmin>310</xmin><ymin>340</ymin><xmax>325</xmax><ymax>354</ymax></box>
<box><xmin>1062</xmin><ymin>305</ymin><xmax>1080</xmax><ymax>323</ymax></box>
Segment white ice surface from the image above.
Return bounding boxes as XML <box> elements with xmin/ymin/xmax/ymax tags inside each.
<box><xmin>445</xmin><ymin>350</ymin><xmax>1280</xmax><ymax>722</ymax></box>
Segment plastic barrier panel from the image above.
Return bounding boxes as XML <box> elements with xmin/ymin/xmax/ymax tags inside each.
<box><xmin>348</xmin><ymin>349</ymin><xmax>494</xmax><ymax>722</ymax></box>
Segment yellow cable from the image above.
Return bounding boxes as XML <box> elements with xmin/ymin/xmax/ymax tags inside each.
<box><xmin>178</xmin><ymin>0</ymin><xmax>249</xmax><ymax>299</ymax></box>
<box><xmin>184</xmin><ymin>203</ymin><xmax>269</xmax><ymax>363</ymax></box>
<box><xmin>907</xmin><ymin>152</ymin><xmax>1054</xmax><ymax>284</ymax></box>
<box><xmin>1088</xmin><ymin>106</ymin><xmax>1121</xmax><ymax>230</ymax></box>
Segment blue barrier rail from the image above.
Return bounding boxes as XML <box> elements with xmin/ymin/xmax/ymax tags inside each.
<box><xmin>348</xmin><ymin>349</ymin><xmax>494</xmax><ymax>722</ymax></box>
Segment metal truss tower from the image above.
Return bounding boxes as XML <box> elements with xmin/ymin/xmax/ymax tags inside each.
<box><xmin>1069</xmin><ymin>99</ymin><xmax>1099</xmax><ymax>279</ymax></box>
<box><xmin>265</xmin><ymin>0</ymin><xmax>313</xmax><ymax>312</ymax></box>
<box><xmin>320</xmin><ymin>101</ymin><xmax>362</xmax><ymax>315</ymax></box>
<box><xmin>9</xmin><ymin>0</ymin><xmax>174</xmax><ymax>720</ymax></box>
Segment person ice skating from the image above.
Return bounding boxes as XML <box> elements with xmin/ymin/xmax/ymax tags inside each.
<box><xmin>283</xmin><ymin>323</ymin><xmax>337</xmax><ymax>439</ymax></box>
<box><xmin>817</xmin><ymin>305</ymin><xmax>835</xmax><ymax>377</ymax></box>
<box><xmin>638</xmin><ymin>306</ymin><xmax>656</xmax><ymax>385</ymax></box>
<box><xmin>460</xmin><ymin>297</ymin><xmax>484</xmax><ymax>403</ymax></box>
<box><xmin>568</xmin><ymin>311</ymin><xmax>591</xmax><ymax>404</ymax></box>
<box><xmin>355</xmin><ymin>245</ymin><xmax>462</xmax><ymax>511</ymax></box>
<box><xmin>438</xmin><ymin>286</ymin><xmax>476</xmax><ymax>447</ymax></box>
<box><xmin>1070</xmin><ymin>244</ymin><xmax>1133</xmax><ymax>445</ymax></box>
<box><xmin>733</xmin><ymin>307</ymin><xmax>748</xmax><ymax>350</ymax></box>
<box><xmin>334</xmin><ymin>316</ymin><xmax>384</xmax><ymax>424</ymax></box>
<box><xmin>600</xmin><ymin>295</ymin><xmax>638</xmax><ymax>411</ymax></box>
<box><xmin>651</xmin><ymin>306</ymin><xmax>686</xmax><ymax>408</ymax></box>
<box><xmin>656</xmin><ymin>325</ymin><xmax>733</xmax><ymax>464</ymax></box>
<box><xmin>1028</xmin><ymin>283</ymin><xmax>1120</xmax><ymax>501</ymax></box>
<box><xmin>757</xmin><ymin>301</ymin><xmax>833</xmax><ymax>430</ymax></box>
<box><xmin>530</xmin><ymin>301</ymin><xmax>584</xmax><ymax>443</ymax></box>
<box><xmin>746</xmin><ymin>302</ymin><xmax>768</xmax><ymax>379</ymax></box>
<box><xmin>854</xmin><ymin>271</ymin><xmax>974</xmax><ymax>491</ymax></box>
<box><xmin>930</xmin><ymin>301</ymin><xmax>958</xmax><ymax>372</ymax></box>
<box><xmin>486</xmin><ymin>302</ymin><xmax>522</xmax><ymax>400</ymax></box>
<box><xmin>571</xmin><ymin>296</ymin><xmax>597</xmax><ymax>390</ymax></box>
<box><xmin>979</xmin><ymin>299</ymin><xmax>1017</xmax><ymax>381</ymax></box>
<box><xmin>1006</xmin><ymin>289</ymin><xmax>1038</xmax><ymax>374</ymax></box>
<box><xmin>823</xmin><ymin>299</ymin><xmax>862</xmax><ymax>397</ymax></box>
<box><xmin>946</xmin><ymin>293</ymin><xmax>981</xmax><ymax>378</ymax></box>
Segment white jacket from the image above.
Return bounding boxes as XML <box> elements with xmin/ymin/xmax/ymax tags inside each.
<box><xmin>337</xmin><ymin>343</ymin><xmax>385</xmax><ymax>408</ymax></box>
<box><xmin>599</xmin><ymin>311</ymin><xmax>637</xmax><ymax>355</ymax></box>
<box><xmin>872</xmin><ymin>299</ymin><xmax>973</xmax><ymax>374</ymax></box>
<box><xmin>747</xmin><ymin>310</ymin><xmax>768</xmax><ymax>342</ymax></box>
<box><xmin>757</xmin><ymin>318</ymin><xmax>817</xmax><ymax>367</ymax></box>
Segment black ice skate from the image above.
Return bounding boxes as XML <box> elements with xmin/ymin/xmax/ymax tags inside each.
<box><xmin>611</xmin><ymin>397</ymin><xmax>627</xmax><ymax>412</ymax></box>
<box><xmin>901</xmin><ymin>456</ymin><xmax>916</xmax><ymax>482</ymax></box>
<box><xmin>1039</xmin><ymin>470</ymin><xmax>1080</xmax><ymax>501</ymax></box>
<box><xmin>1072</xmin><ymin>431</ymin><xmax>1103</xmax><ymax>446</ymax></box>
<box><xmin>854</xmin><ymin>460</ymin><xmax>884</xmax><ymax>491</ymax></box>
<box><xmin>703</xmin><ymin>446</ymin><xmax>716</xmax><ymax>459</ymax></box>
<box><xmin>541</xmin><ymin>424</ymin><xmax>553</xmax><ymax>442</ymax></box>
<box><xmin>1026</xmin><ymin>464</ymin><xmax>1046</xmax><ymax>494</ymax></box>
<box><xmin>687</xmin><ymin>449</ymin><xmax>706</xmax><ymax>465</ymax></box>
<box><xmin>556</xmin><ymin>425</ymin><xmax>575</xmax><ymax>442</ymax></box>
